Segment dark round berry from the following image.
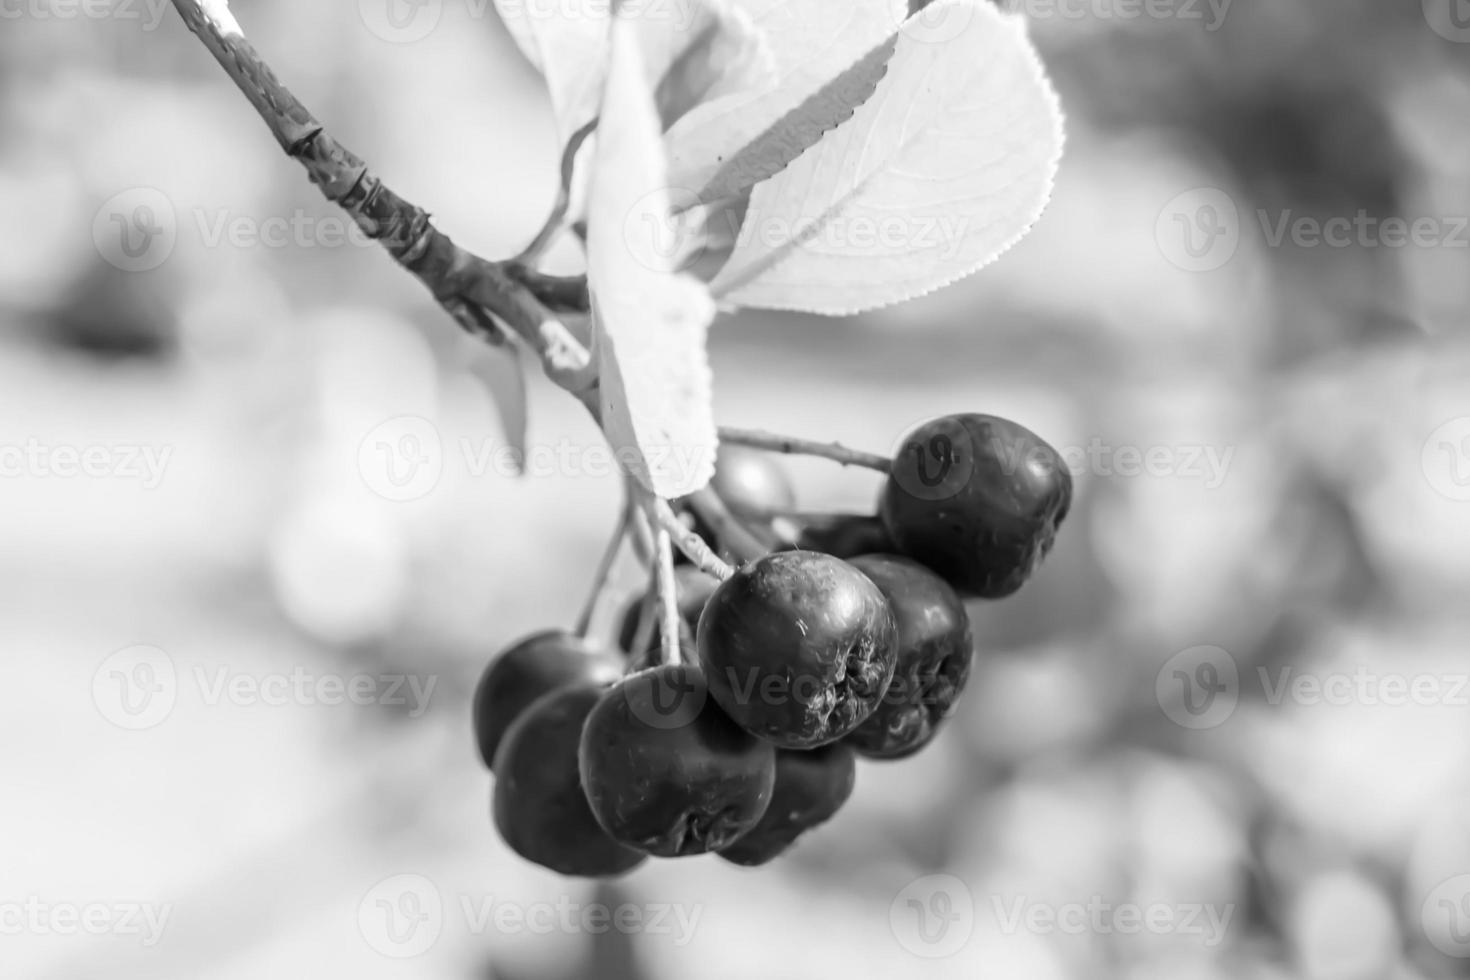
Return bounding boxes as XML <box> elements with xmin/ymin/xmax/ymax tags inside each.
<box><xmin>473</xmin><ymin>630</ymin><xmax>623</xmax><ymax>770</ymax></box>
<box><xmin>616</xmin><ymin>567</ymin><xmax>719</xmax><ymax>655</ymax></box>
<box><xmin>718</xmin><ymin>744</ymin><xmax>856</xmax><ymax>866</ymax></box>
<box><xmin>677</xmin><ymin>447</ymin><xmax>796</xmax><ymax>557</ymax></box>
<box><xmin>578</xmin><ymin>665</ymin><xmax>776</xmax><ymax>857</ymax></box>
<box><xmin>493</xmin><ymin>685</ymin><xmax>648</xmax><ymax>877</ymax></box>
<box><xmin>879</xmin><ymin>414</ymin><xmax>1072</xmax><ymax>598</ymax></box>
<box><xmin>844</xmin><ymin>554</ymin><xmax>973</xmax><ymax>759</ymax></box>
<box><xmin>709</xmin><ymin>445</ymin><xmax>796</xmax><ymax>519</ymax></box>
<box><xmin>796</xmin><ymin>514</ymin><xmax>894</xmax><ymax>559</ymax></box>
<box><xmin>697</xmin><ymin>551</ymin><xmax>898</xmax><ymax>748</ymax></box>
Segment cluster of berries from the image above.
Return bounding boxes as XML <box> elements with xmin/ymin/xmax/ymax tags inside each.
<box><xmin>474</xmin><ymin>414</ymin><xmax>1072</xmax><ymax>877</ymax></box>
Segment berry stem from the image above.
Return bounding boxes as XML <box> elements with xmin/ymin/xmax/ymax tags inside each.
<box><xmin>575</xmin><ymin>498</ymin><xmax>632</xmax><ymax>638</ymax></box>
<box><xmin>685</xmin><ymin>489</ymin><xmax>769</xmax><ymax>564</ymax></box>
<box><xmin>646</xmin><ymin>497</ymin><xmax>735</xmax><ymax>581</ymax></box>
<box><xmin>650</xmin><ymin>515</ymin><xmax>682</xmax><ymax>668</ymax></box>
<box><xmin>718</xmin><ymin>427</ymin><xmax>892</xmax><ymax>472</ymax></box>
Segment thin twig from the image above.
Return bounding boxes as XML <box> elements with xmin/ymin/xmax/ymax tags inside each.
<box><xmin>513</xmin><ymin>118</ymin><xmax>598</xmax><ymax>267</ymax></box>
<box><xmin>685</xmin><ymin>489</ymin><xmax>768</xmax><ymax>564</ymax></box>
<box><xmin>575</xmin><ymin>499</ymin><xmax>631</xmax><ymax>638</ymax></box>
<box><xmin>506</xmin><ymin>266</ymin><xmax>591</xmax><ymax>313</ymax></box>
<box><xmin>167</xmin><ymin>0</ymin><xmax>596</xmax><ymax>392</ymax></box>
<box><xmin>647</xmin><ymin>496</ymin><xmax>734</xmax><ymax>581</ymax></box>
<box><xmin>719</xmin><ymin>426</ymin><xmax>892</xmax><ymax>472</ymax></box>
<box><xmin>649</xmin><ymin>512</ymin><xmax>682</xmax><ymax>667</ymax></box>
<box><xmin>628</xmin><ymin>566</ymin><xmax>659</xmax><ymax>666</ymax></box>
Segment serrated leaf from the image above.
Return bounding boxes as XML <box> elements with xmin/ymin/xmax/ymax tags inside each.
<box><xmin>493</xmin><ymin>0</ymin><xmax>610</xmax><ymax>147</ymax></box>
<box><xmin>589</xmin><ymin>13</ymin><xmax>718</xmax><ymax>499</ymax></box>
<box><xmin>693</xmin><ymin>34</ymin><xmax>898</xmax><ymax>204</ymax></box>
<box><xmin>708</xmin><ymin>0</ymin><xmax>1063</xmax><ymax>314</ymax></box>
<box><xmin>499</xmin><ymin>0</ymin><xmax>773</xmax><ymax>252</ymax></box>
<box><xmin>665</xmin><ymin>0</ymin><xmax>909</xmax><ymax>195</ymax></box>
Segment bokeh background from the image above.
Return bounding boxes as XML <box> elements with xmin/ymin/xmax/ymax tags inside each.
<box><xmin>4</xmin><ymin>0</ymin><xmax>1470</xmax><ymax>977</ymax></box>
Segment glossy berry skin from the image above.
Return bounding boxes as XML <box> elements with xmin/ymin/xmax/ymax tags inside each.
<box><xmin>710</xmin><ymin>445</ymin><xmax>796</xmax><ymax>518</ymax></box>
<box><xmin>617</xmin><ymin>567</ymin><xmax>719</xmax><ymax>655</ymax></box>
<box><xmin>718</xmin><ymin>744</ymin><xmax>856</xmax><ymax>866</ymax></box>
<box><xmin>473</xmin><ymin>630</ymin><xmax>623</xmax><ymax>771</ymax></box>
<box><xmin>678</xmin><ymin>447</ymin><xmax>796</xmax><ymax>558</ymax></box>
<box><xmin>844</xmin><ymin>555</ymin><xmax>973</xmax><ymax>759</ymax></box>
<box><xmin>697</xmin><ymin>551</ymin><xmax>898</xmax><ymax>749</ymax></box>
<box><xmin>880</xmin><ymin>414</ymin><xmax>1072</xmax><ymax>598</ymax></box>
<box><xmin>579</xmin><ymin>665</ymin><xmax>776</xmax><ymax>857</ymax></box>
<box><xmin>796</xmin><ymin>514</ymin><xmax>894</xmax><ymax>559</ymax></box>
<box><xmin>493</xmin><ymin>686</ymin><xmax>648</xmax><ymax>877</ymax></box>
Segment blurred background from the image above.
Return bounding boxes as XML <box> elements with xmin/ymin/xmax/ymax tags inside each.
<box><xmin>3</xmin><ymin>0</ymin><xmax>1470</xmax><ymax>977</ymax></box>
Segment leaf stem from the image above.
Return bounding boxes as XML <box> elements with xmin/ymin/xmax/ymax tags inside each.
<box><xmin>575</xmin><ymin>498</ymin><xmax>631</xmax><ymax>638</ymax></box>
<box><xmin>646</xmin><ymin>496</ymin><xmax>734</xmax><ymax>581</ymax></box>
<box><xmin>649</xmin><ymin>515</ymin><xmax>682</xmax><ymax>668</ymax></box>
<box><xmin>684</xmin><ymin>489</ymin><xmax>768</xmax><ymax>564</ymax></box>
<box><xmin>718</xmin><ymin>427</ymin><xmax>892</xmax><ymax>472</ymax></box>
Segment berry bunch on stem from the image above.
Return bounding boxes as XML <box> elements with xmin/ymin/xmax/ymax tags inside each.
<box><xmin>163</xmin><ymin>0</ymin><xmax>1071</xmax><ymax>876</ymax></box>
